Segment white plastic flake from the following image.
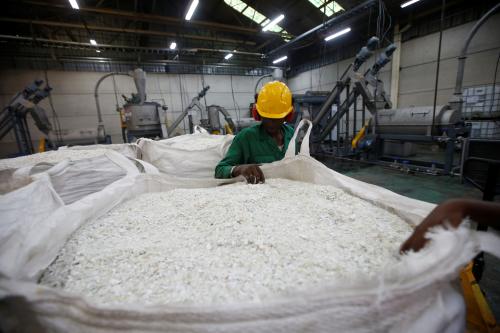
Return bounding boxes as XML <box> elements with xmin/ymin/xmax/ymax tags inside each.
<box><xmin>0</xmin><ymin>149</ymin><xmax>111</xmax><ymax>170</ymax></box>
<box><xmin>40</xmin><ymin>179</ymin><xmax>413</xmax><ymax>306</ymax></box>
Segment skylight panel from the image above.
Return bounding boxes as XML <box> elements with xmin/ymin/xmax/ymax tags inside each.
<box><xmin>223</xmin><ymin>0</ymin><xmax>288</xmax><ymax>38</ymax></box>
<box><xmin>224</xmin><ymin>0</ymin><xmax>247</xmax><ymax>13</ymax></box>
<box><xmin>333</xmin><ymin>1</ymin><xmax>343</xmax><ymax>12</ymax></box>
<box><xmin>308</xmin><ymin>0</ymin><xmax>344</xmax><ymax>17</ymax></box>
<box><xmin>260</xmin><ymin>19</ymin><xmax>271</xmax><ymax>27</ymax></box>
<box><xmin>242</xmin><ymin>6</ymin><xmax>267</xmax><ymax>24</ymax></box>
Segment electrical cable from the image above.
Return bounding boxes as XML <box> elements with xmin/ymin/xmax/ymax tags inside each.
<box><xmin>431</xmin><ymin>0</ymin><xmax>446</xmax><ymax>135</ymax></box>
<box><xmin>380</xmin><ymin>0</ymin><xmax>385</xmax><ymax>42</ymax></box>
<box><xmin>367</xmin><ymin>6</ymin><xmax>372</xmax><ymax>36</ymax></box>
<box><xmin>43</xmin><ymin>70</ymin><xmax>63</xmax><ymax>145</ymax></box>
<box><xmin>381</xmin><ymin>0</ymin><xmax>392</xmax><ymax>43</ymax></box>
<box><xmin>376</xmin><ymin>0</ymin><xmax>381</xmax><ymax>41</ymax></box>
<box><xmin>488</xmin><ymin>52</ymin><xmax>500</xmax><ymax>119</ymax></box>
<box><xmin>230</xmin><ymin>75</ymin><xmax>241</xmax><ymax>123</ymax></box>
<box><xmin>318</xmin><ymin>33</ymin><xmax>327</xmax><ymax>90</ymax></box>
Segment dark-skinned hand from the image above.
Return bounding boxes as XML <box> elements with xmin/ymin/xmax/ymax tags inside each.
<box><xmin>232</xmin><ymin>164</ymin><xmax>265</xmax><ymax>184</ymax></box>
<box><xmin>400</xmin><ymin>199</ymin><xmax>500</xmax><ymax>253</ymax></box>
<box><xmin>400</xmin><ymin>200</ymin><xmax>465</xmax><ymax>253</ymax></box>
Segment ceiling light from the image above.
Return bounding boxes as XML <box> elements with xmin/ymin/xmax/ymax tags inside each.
<box><xmin>224</xmin><ymin>53</ymin><xmax>233</xmax><ymax>60</ymax></box>
<box><xmin>262</xmin><ymin>14</ymin><xmax>285</xmax><ymax>32</ymax></box>
<box><xmin>272</xmin><ymin>55</ymin><xmax>287</xmax><ymax>64</ymax></box>
<box><xmin>401</xmin><ymin>0</ymin><xmax>422</xmax><ymax>8</ymax></box>
<box><xmin>90</xmin><ymin>39</ymin><xmax>97</xmax><ymax>45</ymax></box>
<box><xmin>68</xmin><ymin>0</ymin><xmax>79</xmax><ymax>9</ymax></box>
<box><xmin>324</xmin><ymin>27</ymin><xmax>351</xmax><ymax>41</ymax></box>
<box><xmin>169</xmin><ymin>42</ymin><xmax>177</xmax><ymax>50</ymax></box>
<box><xmin>96</xmin><ymin>50</ymin><xmax>101</xmax><ymax>53</ymax></box>
<box><xmin>185</xmin><ymin>0</ymin><xmax>199</xmax><ymax>20</ymax></box>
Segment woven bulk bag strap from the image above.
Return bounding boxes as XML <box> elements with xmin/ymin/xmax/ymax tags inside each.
<box><xmin>285</xmin><ymin>119</ymin><xmax>313</xmax><ymax>159</ymax></box>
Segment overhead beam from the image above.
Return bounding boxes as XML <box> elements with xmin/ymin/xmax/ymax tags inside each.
<box><xmin>0</xmin><ymin>34</ymin><xmax>264</xmax><ymax>57</ymax></box>
<box><xmin>0</xmin><ymin>18</ymin><xmax>256</xmax><ymax>45</ymax></box>
<box><xmin>15</xmin><ymin>0</ymin><xmax>282</xmax><ymax>37</ymax></box>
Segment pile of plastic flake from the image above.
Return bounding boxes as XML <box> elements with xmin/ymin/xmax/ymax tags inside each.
<box><xmin>40</xmin><ymin>178</ymin><xmax>413</xmax><ymax>306</ymax></box>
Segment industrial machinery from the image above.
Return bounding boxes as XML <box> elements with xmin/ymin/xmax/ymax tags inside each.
<box><xmin>1</xmin><ymin>78</ymin><xmax>113</xmax><ymax>156</ymax></box>
<box><xmin>299</xmin><ymin>1</ymin><xmax>500</xmax><ymax>176</ymax></box>
<box><xmin>201</xmin><ymin>105</ymin><xmax>236</xmax><ymax>134</ymax></box>
<box><xmin>1</xmin><ymin>67</ymin><xmax>163</xmax><ymax>155</ymax></box>
<box><xmin>0</xmin><ymin>80</ymin><xmax>53</xmax><ymax>155</ymax></box>
<box><xmin>95</xmin><ymin>68</ymin><xmax>168</xmax><ymax>142</ymax></box>
<box><xmin>96</xmin><ymin>69</ymin><xmax>235</xmax><ymax>140</ymax></box>
<box><xmin>166</xmin><ymin>86</ymin><xmax>236</xmax><ymax>137</ymax></box>
<box><xmin>296</xmin><ymin>36</ymin><xmax>467</xmax><ymax>175</ymax></box>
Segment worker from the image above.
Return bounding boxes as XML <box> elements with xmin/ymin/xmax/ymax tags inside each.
<box><xmin>215</xmin><ymin>81</ymin><xmax>295</xmax><ymax>183</ymax></box>
<box><xmin>400</xmin><ymin>198</ymin><xmax>500</xmax><ymax>252</ymax></box>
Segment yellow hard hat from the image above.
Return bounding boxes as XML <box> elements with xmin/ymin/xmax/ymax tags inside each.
<box><xmin>256</xmin><ymin>81</ymin><xmax>293</xmax><ymax>119</ymax></box>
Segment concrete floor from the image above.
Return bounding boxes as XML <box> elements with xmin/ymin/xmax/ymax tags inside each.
<box><xmin>319</xmin><ymin>158</ymin><xmax>500</xmax><ymax>323</ymax></box>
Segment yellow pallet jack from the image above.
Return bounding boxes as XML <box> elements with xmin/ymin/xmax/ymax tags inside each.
<box><xmin>461</xmin><ymin>262</ymin><xmax>499</xmax><ymax>332</ymax></box>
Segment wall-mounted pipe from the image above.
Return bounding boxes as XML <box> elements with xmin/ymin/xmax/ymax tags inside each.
<box><xmin>254</xmin><ymin>74</ymin><xmax>272</xmax><ymax>95</ymax></box>
<box><xmin>94</xmin><ymin>72</ymin><xmax>132</xmax><ymax>127</ymax></box>
<box><xmin>451</xmin><ymin>3</ymin><xmax>500</xmax><ymax>112</ymax></box>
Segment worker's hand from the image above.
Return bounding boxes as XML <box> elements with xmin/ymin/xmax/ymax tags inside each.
<box><xmin>400</xmin><ymin>200</ymin><xmax>466</xmax><ymax>253</ymax></box>
<box><xmin>232</xmin><ymin>164</ymin><xmax>265</xmax><ymax>184</ymax></box>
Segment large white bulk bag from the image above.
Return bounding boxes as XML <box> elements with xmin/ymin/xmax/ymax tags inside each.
<box><xmin>59</xmin><ymin>143</ymin><xmax>140</xmax><ymax>160</ymax></box>
<box><xmin>0</xmin><ymin>144</ymin><xmax>140</xmax><ymax>195</ymax></box>
<box><xmin>137</xmin><ymin>127</ymin><xmax>234</xmax><ymax>178</ymax></box>
<box><xmin>0</xmin><ymin>151</ymin><xmax>158</xmax><ymax>280</ymax></box>
<box><xmin>1</xmin><ymin>120</ymin><xmax>499</xmax><ymax>332</ymax></box>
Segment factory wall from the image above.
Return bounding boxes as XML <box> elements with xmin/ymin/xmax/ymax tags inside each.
<box><xmin>0</xmin><ymin>71</ymin><xmax>259</xmax><ymax>157</ymax></box>
<box><xmin>287</xmin><ymin>13</ymin><xmax>500</xmax><ymax>136</ymax></box>
<box><xmin>398</xmin><ymin>13</ymin><xmax>500</xmax><ymax>107</ymax></box>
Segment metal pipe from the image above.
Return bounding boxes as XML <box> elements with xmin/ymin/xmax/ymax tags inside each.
<box><xmin>268</xmin><ymin>0</ymin><xmax>376</xmax><ymax>56</ymax></box>
<box><xmin>452</xmin><ymin>3</ymin><xmax>500</xmax><ymax>110</ymax></box>
<box><xmin>362</xmin><ymin>96</ymin><xmax>366</xmax><ymax>126</ymax></box>
<box><xmin>312</xmin><ymin>36</ymin><xmax>378</xmax><ymax>126</ymax></box>
<box><xmin>0</xmin><ymin>118</ymin><xmax>14</xmax><ymax>140</ymax></box>
<box><xmin>94</xmin><ymin>72</ymin><xmax>131</xmax><ymax>124</ymax></box>
<box><xmin>336</xmin><ymin>104</ymin><xmax>340</xmax><ymax>156</ymax></box>
<box><xmin>167</xmin><ymin>108</ymin><xmax>190</xmax><ymax>137</ymax></box>
<box><xmin>216</xmin><ymin>106</ymin><xmax>236</xmax><ymax>132</ymax></box>
<box><xmin>345</xmin><ymin>83</ymin><xmax>350</xmax><ymax>154</ymax></box>
<box><xmin>320</xmin><ymin>90</ymin><xmax>358</xmax><ymax>141</ymax></box>
<box><xmin>167</xmin><ymin>86</ymin><xmax>210</xmax><ymax>137</ymax></box>
<box><xmin>353</xmin><ymin>94</ymin><xmax>357</xmax><ymax>138</ymax></box>
<box><xmin>254</xmin><ymin>74</ymin><xmax>272</xmax><ymax>95</ymax></box>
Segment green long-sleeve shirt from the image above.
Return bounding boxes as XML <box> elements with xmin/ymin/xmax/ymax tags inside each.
<box><xmin>215</xmin><ymin>123</ymin><xmax>295</xmax><ymax>178</ymax></box>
